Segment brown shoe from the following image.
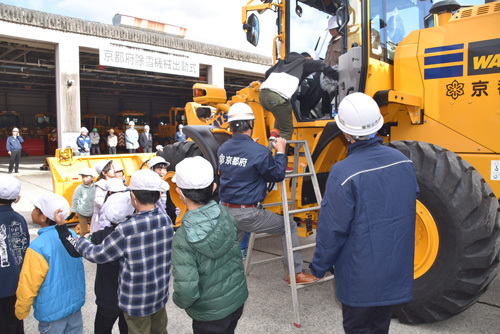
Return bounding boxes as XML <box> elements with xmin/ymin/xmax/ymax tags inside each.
<box><xmin>286</xmin><ymin>272</ymin><xmax>318</xmax><ymax>285</ymax></box>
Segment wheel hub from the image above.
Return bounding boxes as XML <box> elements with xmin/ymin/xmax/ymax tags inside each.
<box><xmin>414</xmin><ymin>200</ymin><xmax>439</xmax><ymax>279</ymax></box>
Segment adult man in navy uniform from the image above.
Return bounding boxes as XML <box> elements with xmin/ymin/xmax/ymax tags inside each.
<box><xmin>6</xmin><ymin>128</ymin><xmax>24</xmax><ymax>174</ymax></box>
<box><xmin>310</xmin><ymin>93</ymin><xmax>419</xmax><ymax>333</ymax></box>
<box><xmin>218</xmin><ymin>103</ymin><xmax>317</xmax><ymax>285</ymax></box>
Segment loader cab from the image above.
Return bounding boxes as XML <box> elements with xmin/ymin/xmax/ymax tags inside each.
<box><xmin>243</xmin><ymin>0</ymin><xmax>444</xmax><ymax>101</ymax></box>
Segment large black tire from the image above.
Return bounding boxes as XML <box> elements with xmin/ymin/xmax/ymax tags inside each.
<box><xmin>389</xmin><ymin>141</ymin><xmax>500</xmax><ymax>324</ymax></box>
<box><xmin>160</xmin><ymin>141</ymin><xmax>202</xmax><ymax>171</ymax></box>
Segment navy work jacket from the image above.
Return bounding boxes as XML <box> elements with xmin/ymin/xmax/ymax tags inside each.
<box><xmin>6</xmin><ymin>135</ymin><xmax>23</xmax><ymax>151</ymax></box>
<box><xmin>218</xmin><ymin>134</ymin><xmax>287</xmax><ymax>204</ymax></box>
<box><xmin>310</xmin><ymin>137</ymin><xmax>419</xmax><ymax>307</ymax></box>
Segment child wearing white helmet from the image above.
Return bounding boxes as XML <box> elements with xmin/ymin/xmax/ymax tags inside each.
<box><xmin>113</xmin><ymin>163</ymin><xmax>126</xmax><ymax>185</ymax></box>
<box><xmin>16</xmin><ymin>193</ymin><xmax>85</xmax><ymax>332</ymax></box>
<box><xmin>171</xmin><ymin>157</ymin><xmax>248</xmax><ymax>331</ymax></box>
<box><xmin>90</xmin><ymin>160</ymin><xmax>115</xmax><ymax>234</ymax></box>
<box><xmin>0</xmin><ymin>175</ymin><xmax>29</xmax><ymax>333</ymax></box>
<box><xmin>66</xmin><ymin>167</ymin><xmax>96</xmax><ymax>236</ymax></box>
<box><xmin>55</xmin><ymin>191</ymin><xmax>135</xmax><ymax>334</ymax></box>
<box><xmin>149</xmin><ymin>156</ymin><xmax>179</xmax><ymax>225</ymax></box>
<box><xmin>93</xmin><ymin>178</ymin><xmax>129</xmax><ymax>231</ymax></box>
<box><xmin>73</xmin><ymin>169</ymin><xmax>174</xmax><ymax>330</ymax></box>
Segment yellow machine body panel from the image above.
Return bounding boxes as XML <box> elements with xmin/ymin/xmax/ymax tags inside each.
<box><xmin>395</xmin><ymin>11</ymin><xmax>500</xmax><ymax>152</ymax></box>
<box><xmin>47</xmin><ymin>151</ymin><xmax>155</xmax><ymax>223</ymax></box>
<box><xmin>389</xmin><ymin>3</ymin><xmax>500</xmax><ymax>196</ymax></box>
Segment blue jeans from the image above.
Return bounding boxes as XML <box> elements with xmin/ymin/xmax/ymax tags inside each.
<box><xmin>38</xmin><ymin>310</ymin><xmax>83</xmax><ymax>334</ymax></box>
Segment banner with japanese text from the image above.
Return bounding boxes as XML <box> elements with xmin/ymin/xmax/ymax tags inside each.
<box><xmin>99</xmin><ymin>43</ymin><xmax>199</xmax><ymax>77</ymax></box>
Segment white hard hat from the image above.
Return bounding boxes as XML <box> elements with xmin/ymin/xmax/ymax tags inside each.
<box><xmin>80</xmin><ymin>127</ymin><xmax>88</xmax><ymax>134</ymax></box>
<box><xmin>178</xmin><ymin>124</ymin><xmax>184</xmax><ymax>129</ymax></box>
<box><xmin>96</xmin><ymin>159</ymin><xmax>113</xmax><ymax>174</ymax></box>
<box><xmin>228</xmin><ymin>103</ymin><xmax>255</xmax><ymax>122</ymax></box>
<box><xmin>0</xmin><ymin>175</ymin><xmax>21</xmax><ymax>200</ymax></box>
<box><xmin>327</xmin><ymin>16</ymin><xmax>339</xmax><ymax>30</ymax></box>
<box><xmin>335</xmin><ymin>93</ymin><xmax>384</xmax><ymax>137</ymax></box>
<box><xmin>79</xmin><ymin>167</ymin><xmax>96</xmax><ymax>177</ymax></box>
<box><xmin>113</xmin><ymin>163</ymin><xmax>124</xmax><ymax>172</ymax></box>
<box><xmin>30</xmin><ymin>193</ymin><xmax>70</xmax><ymax>220</ymax></box>
<box><xmin>172</xmin><ymin>157</ymin><xmax>213</xmax><ymax>189</ymax></box>
<box><xmin>144</xmin><ymin>125</ymin><xmax>150</xmax><ymax>130</ymax></box>
<box><xmin>129</xmin><ymin>169</ymin><xmax>163</xmax><ymax>191</ymax></box>
<box><xmin>129</xmin><ymin>121</ymin><xmax>135</xmax><ymax>126</ymax></box>
<box><xmin>12</xmin><ymin>127</ymin><xmax>19</xmax><ymax>132</ymax></box>
<box><xmin>149</xmin><ymin>156</ymin><xmax>170</xmax><ymax>169</ymax></box>
<box><xmin>106</xmin><ymin>178</ymin><xmax>128</xmax><ymax>192</ymax></box>
<box><xmin>103</xmin><ymin>192</ymin><xmax>134</xmax><ymax>224</ymax></box>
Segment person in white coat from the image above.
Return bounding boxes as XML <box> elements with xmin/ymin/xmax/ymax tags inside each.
<box><xmin>124</xmin><ymin>121</ymin><xmax>139</xmax><ymax>153</ymax></box>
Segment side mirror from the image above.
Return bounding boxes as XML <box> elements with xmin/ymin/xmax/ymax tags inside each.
<box><xmin>243</xmin><ymin>13</ymin><xmax>260</xmax><ymax>47</ymax></box>
<box><xmin>295</xmin><ymin>0</ymin><xmax>303</xmax><ymax>17</ymax></box>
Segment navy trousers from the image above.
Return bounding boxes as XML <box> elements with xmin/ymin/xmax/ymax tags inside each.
<box><xmin>341</xmin><ymin>303</ymin><xmax>393</xmax><ymax>334</ymax></box>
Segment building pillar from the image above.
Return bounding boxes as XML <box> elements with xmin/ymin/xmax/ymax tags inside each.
<box><xmin>55</xmin><ymin>42</ymin><xmax>80</xmax><ymax>151</ymax></box>
<box><xmin>207</xmin><ymin>63</ymin><xmax>224</xmax><ymax>88</ymax></box>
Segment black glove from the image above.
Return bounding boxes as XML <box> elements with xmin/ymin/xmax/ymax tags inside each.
<box><xmin>323</xmin><ymin>66</ymin><xmax>339</xmax><ymax>81</ymax></box>
<box><xmin>66</xmin><ymin>212</ymin><xmax>76</xmax><ymax>221</ymax></box>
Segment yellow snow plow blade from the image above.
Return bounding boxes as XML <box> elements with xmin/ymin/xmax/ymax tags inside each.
<box><xmin>47</xmin><ymin>148</ymin><xmax>155</xmax><ymax>224</ymax></box>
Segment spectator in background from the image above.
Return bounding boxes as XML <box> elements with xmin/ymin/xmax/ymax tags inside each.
<box><xmin>90</xmin><ymin>128</ymin><xmax>101</xmax><ymax>155</ymax></box>
<box><xmin>139</xmin><ymin>125</ymin><xmax>153</xmax><ymax>153</ymax></box>
<box><xmin>6</xmin><ymin>127</ymin><xmax>24</xmax><ymax>174</ymax></box>
<box><xmin>107</xmin><ymin>129</ymin><xmax>117</xmax><ymax>155</ymax></box>
<box><xmin>175</xmin><ymin>124</ymin><xmax>186</xmax><ymax>142</ymax></box>
<box><xmin>76</xmin><ymin>127</ymin><xmax>91</xmax><ymax>156</ymax></box>
<box><xmin>125</xmin><ymin>121</ymin><xmax>139</xmax><ymax>154</ymax></box>
<box><xmin>0</xmin><ymin>175</ymin><xmax>29</xmax><ymax>334</ymax></box>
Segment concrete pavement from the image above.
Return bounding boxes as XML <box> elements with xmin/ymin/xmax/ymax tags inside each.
<box><xmin>2</xmin><ymin>155</ymin><xmax>499</xmax><ymax>333</ymax></box>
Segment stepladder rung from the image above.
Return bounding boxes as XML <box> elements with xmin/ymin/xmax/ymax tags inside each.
<box><xmin>288</xmin><ymin>206</ymin><xmax>321</xmax><ymax>215</ymax></box>
<box><xmin>285</xmin><ymin>171</ymin><xmax>314</xmax><ymax>178</ymax></box>
<box><xmin>295</xmin><ymin>275</ymin><xmax>335</xmax><ymax>290</ymax></box>
<box><xmin>262</xmin><ymin>200</ymin><xmax>292</xmax><ymax>208</ymax></box>
<box><xmin>291</xmin><ymin>242</ymin><xmax>316</xmax><ymax>252</ymax></box>
<box><xmin>244</xmin><ymin>139</ymin><xmax>326</xmax><ymax>327</ymax></box>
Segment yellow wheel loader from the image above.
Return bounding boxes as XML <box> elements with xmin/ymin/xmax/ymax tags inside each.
<box><xmin>159</xmin><ymin>0</ymin><xmax>500</xmax><ymax>325</ymax></box>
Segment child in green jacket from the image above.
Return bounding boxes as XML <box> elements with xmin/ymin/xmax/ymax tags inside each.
<box><xmin>171</xmin><ymin>156</ymin><xmax>248</xmax><ymax>334</ymax></box>
<box><xmin>66</xmin><ymin>167</ymin><xmax>96</xmax><ymax>236</ymax></box>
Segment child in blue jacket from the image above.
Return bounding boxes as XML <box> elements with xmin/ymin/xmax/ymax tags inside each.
<box><xmin>15</xmin><ymin>193</ymin><xmax>85</xmax><ymax>333</ymax></box>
